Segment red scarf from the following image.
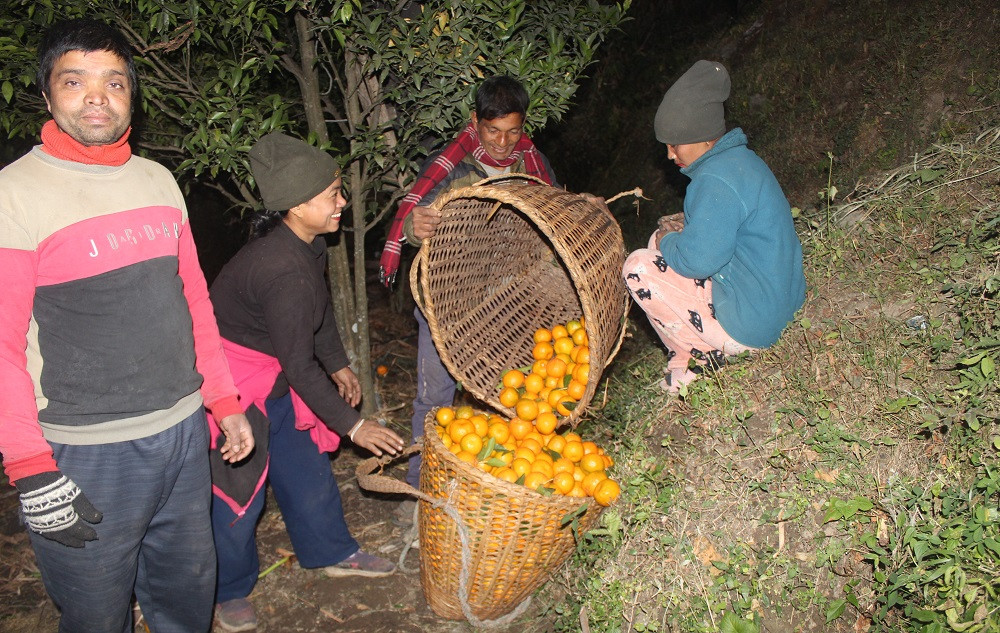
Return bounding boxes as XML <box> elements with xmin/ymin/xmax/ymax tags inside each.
<box><xmin>378</xmin><ymin>121</ymin><xmax>552</xmax><ymax>286</ymax></box>
<box><xmin>40</xmin><ymin>119</ymin><xmax>132</xmax><ymax>166</ymax></box>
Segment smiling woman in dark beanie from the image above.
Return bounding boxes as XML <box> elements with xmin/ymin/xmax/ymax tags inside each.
<box><xmin>206</xmin><ymin>133</ymin><xmax>404</xmax><ymax>632</ymax></box>
<box><xmin>623</xmin><ymin>60</ymin><xmax>806</xmax><ymax>393</ymax></box>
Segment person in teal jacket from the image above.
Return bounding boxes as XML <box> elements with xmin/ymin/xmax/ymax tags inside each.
<box><xmin>623</xmin><ymin>60</ymin><xmax>806</xmax><ymax>392</ymax></box>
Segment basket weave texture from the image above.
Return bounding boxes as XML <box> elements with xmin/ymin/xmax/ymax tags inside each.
<box><xmin>418</xmin><ymin>411</ymin><xmax>605</xmax><ymax>621</ymax></box>
<box><xmin>411</xmin><ymin>176</ymin><xmax>628</xmax><ymax>428</ymax></box>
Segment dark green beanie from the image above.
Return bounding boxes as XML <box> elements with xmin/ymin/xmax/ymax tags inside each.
<box><xmin>654</xmin><ymin>60</ymin><xmax>731</xmax><ymax>145</ymax></box>
<box><xmin>249</xmin><ymin>133</ymin><xmax>339</xmax><ymax>211</ymax></box>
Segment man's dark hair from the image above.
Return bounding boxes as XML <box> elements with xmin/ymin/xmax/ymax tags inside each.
<box><xmin>474</xmin><ymin>76</ymin><xmax>529</xmax><ymax>121</ymax></box>
<box><xmin>37</xmin><ymin>19</ymin><xmax>138</xmax><ymax>100</ymax></box>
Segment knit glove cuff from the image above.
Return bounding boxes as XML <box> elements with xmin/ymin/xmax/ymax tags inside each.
<box><xmin>15</xmin><ymin>471</ymin><xmax>103</xmax><ymax>547</ymax></box>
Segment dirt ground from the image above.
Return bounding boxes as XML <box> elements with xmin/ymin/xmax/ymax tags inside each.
<box><xmin>0</xmin><ymin>285</ymin><xmax>562</xmax><ymax>633</ymax></box>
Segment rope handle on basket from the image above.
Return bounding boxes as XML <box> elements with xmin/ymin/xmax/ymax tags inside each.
<box><xmin>605</xmin><ymin>186</ymin><xmax>648</xmax><ymax>204</ymax></box>
<box><xmin>354</xmin><ymin>441</ymin><xmax>533</xmax><ymax>628</ymax></box>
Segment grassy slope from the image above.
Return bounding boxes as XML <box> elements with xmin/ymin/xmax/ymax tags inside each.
<box><xmin>538</xmin><ymin>0</ymin><xmax>1000</xmax><ymax>631</ymax></box>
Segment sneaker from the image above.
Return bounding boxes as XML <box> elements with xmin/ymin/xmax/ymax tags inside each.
<box><xmin>215</xmin><ymin>598</ymin><xmax>257</xmax><ymax>632</ymax></box>
<box><xmin>392</xmin><ymin>499</ymin><xmax>417</xmax><ymax>527</ymax></box>
<box><xmin>323</xmin><ymin>549</ymin><xmax>396</xmax><ymax>578</ymax></box>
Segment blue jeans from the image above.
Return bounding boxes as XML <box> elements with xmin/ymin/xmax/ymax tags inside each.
<box><xmin>212</xmin><ymin>393</ymin><xmax>358</xmax><ymax>602</ymax></box>
<box><xmin>29</xmin><ymin>408</ymin><xmax>215</xmax><ymax>633</ymax></box>
<box><xmin>405</xmin><ymin>306</ymin><xmax>457</xmax><ymax>487</ymax></box>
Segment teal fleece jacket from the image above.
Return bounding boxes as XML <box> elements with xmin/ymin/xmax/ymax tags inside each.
<box><xmin>658</xmin><ymin>128</ymin><xmax>805</xmax><ymax>348</ymax></box>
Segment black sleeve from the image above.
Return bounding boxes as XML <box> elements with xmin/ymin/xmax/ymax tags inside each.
<box><xmin>257</xmin><ymin>271</ymin><xmax>359</xmax><ymax>435</ymax></box>
<box><xmin>314</xmin><ymin>296</ymin><xmax>349</xmax><ymax>374</ymax></box>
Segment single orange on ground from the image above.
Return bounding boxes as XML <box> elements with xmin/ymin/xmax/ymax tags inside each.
<box><xmin>515</xmin><ymin>398</ymin><xmax>539</xmax><ymax>422</ymax></box>
<box><xmin>552</xmin><ymin>471</ymin><xmax>575</xmax><ymax>495</ymax></box>
<box><xmin>502</xmin><ymin>369</ymin><xmax>525</xmax><ymax>389</ymax></box>
<box><xmin>534</xmin><ymin>411</ymin><xmax>558</xmax><ymax>435</ymax></box>
<box><xmin>533</xmin><ymin>328</ymin><xmax>552</xmax><ymax>343</ymax></box>
<box><xmin>435</xmin><ymin>407</ymin><xmax>456</xmax><ymax>426</ymax></box>
<box><xmin>376</xmin><ymin>364</ymin><xmax>389</xmax><ymax>376</ymax></box>
<box><xmin>592</xmin><ymin>479</ymin><xmax>621</xmax><ymax>506</ymax></box>
<box><xmin>499</xmin><ymin>386</ymin><xmax>520</xmax><ymax>408</ymax></box>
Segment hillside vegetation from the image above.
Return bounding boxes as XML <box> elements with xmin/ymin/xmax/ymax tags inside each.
<box><xmin>539</xmin><ymin>0</ymin><xmax>1000</xmax><ymax>631</ymax></box>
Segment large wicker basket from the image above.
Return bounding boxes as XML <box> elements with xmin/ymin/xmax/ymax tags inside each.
<box><xmin>410</xmin><ymin>175</ymin><xmax>629</xmax><ymax>427</ymax></box>
<box><xmin>355</xmin><ymin>410</ymin><xmax>606</xmax><ymax>623</ymax></box>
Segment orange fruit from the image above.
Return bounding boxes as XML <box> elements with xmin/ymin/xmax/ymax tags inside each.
<box><xmin>592</xmin><ymin>479</ymin><xmax>621</xmax><ymax>506</ymax></box>
<box><xmin>552</xmin><ymin>471</ymin><xmax>575</xmax><ymax>495</ymax></box>
<box><xmin>376</xmin><ymin>364</ymin><xmax>389</xmax><ymax>376</ymax></box>
<box><xmin>455</xmin><ymin>450</ymin><xmax>478</xmax><ymax>465</ymax></box>
<box><xmin>435</xmin><ymin>407</ymin><xmax>456</xmax><ymax>426</ymax></box>
<box><xmin>566</xmin><ymin>380</ymin><xmax>586</xmax><ymax>401</ymax></box>
<box><xmin>534</xmin><ymin>411</ymin><xmax>558</xmax><ymax>435</ymax></box>
<box><xmin>546</xmin><ymin>434</ymin><xmax>567</xmax><ymax>453</ymax></box>
<box><xmin>544</xmin><ymin>375</ymin><xmax>561</xmax><ymax>389</ymax></box>
<box><xmin>582</xmin><ymin>441</ymin><xmax>599</xmax><ymax>455</ymax></box>
<box><xmin>573</xmin><ymin>466</ymin><xmax>586</xmax><ymax>482</ymax></box>
<box><xmin>530</xmin><ymin>459</ymin><xmax>553</xmax><ymax>478</ymax></box>
<box><xmin>515</xmin><ymin>398</ymin><xmax>539</xmax><ymax>422</ymax></box>
<box><xmin>566</xmin><ymin>319</ymin><xmax>582</xmax><ymax>335</ymax></box>
<box><xmin>538</xmin><ymin>387</ymin><xmax>553</xmax><ymax>402</ymax></box>
<box><xmin>523</xmin><ymin>472</ymin><xmax>549</xmax><ymax>491</ymax></box>
<box><xmin>532</xmin><ymin>343</ymin><xmax>554</xmax><ymax>361</ymax></box>
<box><xmin>440</xmin><ymin>433</ymin><xmax>453</xmax><ymax>450</ymax></box>
<box><xmin>470</xmin><ymin>415</ymin><xmax>489</xmax><ymax>437</ymax></box>
<box><xmin>510</xmin><ymin>457</ymin><xmax>532</xmax><ymax>478</ymax></box>
<box><xmin>603</xmin><ymin>454</ymin><xmax>615</xmax><ymax>469</ymax></box>
<box><xmin>580</xmin><ymin>453</ymin><xmax>605</xmax><ymax>473</ymax></box>
<box><xmin>562</xmin><ymin>440</ymin><xmax>584</xmax><ymax>462</ymax></box>
<box><xmin>536</xmin><ymin>400</ymin><xmax>553</xmax><ymax>415</ymax></box>
<box><xmin>569</xmin><ymin>484</ymin><xmax>587</xmax><ymax>498</ymax></box>
<box><xmin>455</xmin><ymin>405</ymin><xmax>475</xmax><ymax>419</ymax></box>
<box><xmin>553</xmin><ymin>337</ymin><xmax>575</xmax><ymax>356</ymax></box>
<box><xmin>555</xmin><ymin>397</ymin><xmax>574</xmax><ymax>417</ymax></box>
<box><xmin>575</xmin><ymin>347</ymin><xmax>591</xmax><ymax>365</ymax></box>
<box><xmin>563</xmin><ymin>431</ymin><xmax>582</xmax><ymax>444</ymax></box>
<box><xmin>573</xmin><ymin>363</ymin><xmax>590</xmax><ymax>384</ymax></box>
<box><xmin>523</xmin><ymin>373</ymin><xmax>544</xmax><ymax>394</ymax></box>
<box><xmin>448</xmin><ymin>420</ymin><xmax>474</xmax><ymax>444</ymax></box>
<box><xmin>460</xmin><ymin>433</ymin><xmax>484</xmax><ymax>455</ymax></box>
<box><xmin>581</xmin><ymin>470</ymin><xmax>607</xmax><ymax>495</ymax></box>
<box><xmin>522</xmin><ymin>430</ymin><xmax>545</xmax><ymax>446</ymax></box>
<box><xmin>547</xmin><ymin>388</ymin><xmax>567</xmax><ymax>407</ymax></box>
<box><xmin>520</xmin><ymin>436</ymin><xmax>544</xmax><ymax>452</ymax></box>
<box><xmin>533</xmin><ymin>328</ymin><xmax>552</xmax><ymax>343</ymax></box>
<box><xmin>498</xmin><ymin>386</ymin><xmax>520</xmax><ymax>408</ymax></box>
<box><xmin>531</xmin><ymin>360</ymin><xmax>548</xmax><ymax>377</ymax></box>
<box><xmin>496</xmin><ymin>450</ymin><xmax>514</xmax><ymax>466</ymax></box>
<box><xmin>551</xmin><ymin>324</ymin><xmax>569</xmax><ymax>340</ymax></box>
<box><xmin>488</xmin><ymin>422</ymin><xmax>511</xmax><ymax>444</ymax></box>
<box><xmin>545</xmin><ymin>357</ymin><xmax>567</xmax><ymax>379</ymax></box>
<box><xmin>514</xmin><ymin>446</ymin><xmax>538</xmax><ymax>463</ymax></box>
<box><xmin>502</xmin><ymin>369</ymin><xmax>525</xmax><ymax>389</ymax></box>
<box><xmin>571</xmin><ymin>328</ymin><xmax>588</xmax><ymax>346</ymax></box>
<box><xmin>508</xmin><ymin>417</ymin><xmax>532</xmax><ymax>441</ymax></box>
<box><xmin>552</xmin><ymin>457</ymin><xmax>576</xmax><ymax>475</ymax></box>
<box><xmin>494</xmin><ymin>467</ymin><xmax>518</xmax><ymax>483</ymax></box>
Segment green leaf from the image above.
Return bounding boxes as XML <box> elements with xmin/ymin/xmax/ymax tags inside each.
<box><xmin>1</xmin><ymin>80</ymin><xmax>12</xmax><ymax>103</ymax></box>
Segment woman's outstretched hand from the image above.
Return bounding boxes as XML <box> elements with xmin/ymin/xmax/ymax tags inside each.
<box><xmin>351</xmin><ymin>419</ymin><xmax>405</xmax><ymax>457</ymax></box>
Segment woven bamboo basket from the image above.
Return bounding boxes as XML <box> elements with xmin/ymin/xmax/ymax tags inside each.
<box><xmin>410</xmin><ymin>175</ymin><xmax>629</xmax><ymax>428</ymax></box>
<box><xmin>355</xmin><ymin>409</ymin><xmax>606</xmax><ymax>623</ymax></box>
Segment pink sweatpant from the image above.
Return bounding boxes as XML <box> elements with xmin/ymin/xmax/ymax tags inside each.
<box><xmin>623</xmin><ymin>231</ymin><xmax>754</xmax><ymax>373</ymax></box>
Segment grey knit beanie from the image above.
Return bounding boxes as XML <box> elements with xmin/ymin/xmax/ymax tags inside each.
<box><xmin>654</xmin><ymin>60</ymin><xmax>731</xmax><ymax>145</ymax></box>
<box><xmin>249</xmin><ymin>133</ymin><xmax>340</xmax><ymax>211</ymax></box>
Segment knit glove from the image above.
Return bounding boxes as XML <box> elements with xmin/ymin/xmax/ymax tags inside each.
<box><xmin>14</xmin><ymin>471</ymin><xmax>103</xmax><ymax>547</ymax></box>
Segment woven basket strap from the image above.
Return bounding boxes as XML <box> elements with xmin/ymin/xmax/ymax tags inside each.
<box><xmin>354</xmin><ymin>443</ymin><xmax>437</xmax><ymax>503</ymax></box>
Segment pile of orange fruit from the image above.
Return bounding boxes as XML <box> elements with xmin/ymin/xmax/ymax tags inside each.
<box><xmin>498</xmin><ymin>318</ymin><xmax>591</xmax><ymax>421</ymax></box>
<box><xmin>432</xmin><ymin>404</ymin><xmax>621</xmax><ymax>507</ymax></box>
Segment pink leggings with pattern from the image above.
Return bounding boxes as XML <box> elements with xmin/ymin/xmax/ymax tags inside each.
<box><xmin>623</xmin><ymin>231</ymin><xmax>755</xmax><ymax>373</ymax></box>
